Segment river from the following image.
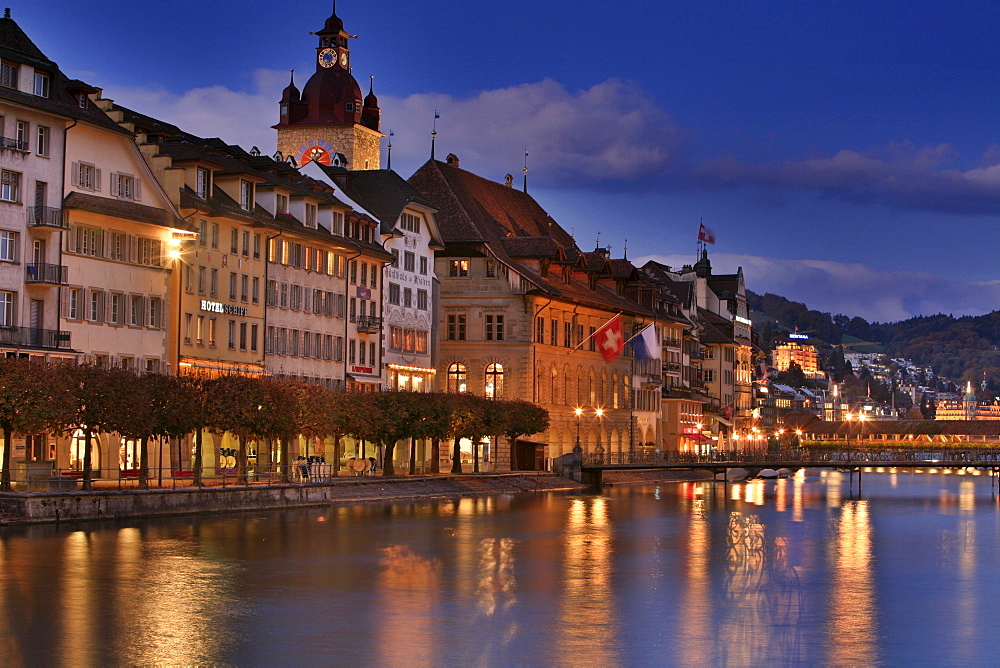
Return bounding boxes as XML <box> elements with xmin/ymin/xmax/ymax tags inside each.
<box><xmin>2</xmin><ymin>468</ymin><xmax>999</xmax><ymax>666</ymax></box>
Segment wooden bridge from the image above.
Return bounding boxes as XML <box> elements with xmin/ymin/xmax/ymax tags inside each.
<box><xmin>575</xmin><ymin>448</ymin><xmax>1000</xmax><ymax>487</ymax></box>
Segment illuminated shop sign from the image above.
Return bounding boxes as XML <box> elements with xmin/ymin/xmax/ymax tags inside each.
<box><xmin>200</xmin><ymin>300</ymin><xmax>249</xmax><ymax>317</ymax></box>
<box><xmin>789</xmin><ymin>333</ymin><xmax>809</xmax><ymax>340</ymax></box>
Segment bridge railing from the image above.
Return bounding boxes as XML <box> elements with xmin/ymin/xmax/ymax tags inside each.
<box><xmin>582</xmin><ymin>448</ymin><xmax>1000</xmax><ymax>466</ymax></box>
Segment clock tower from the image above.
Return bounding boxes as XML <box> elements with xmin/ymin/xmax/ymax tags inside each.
<box><xmin>275</xmin><ymin>4</ymin><xmax>382</xmax><ymax>170</ymax></box>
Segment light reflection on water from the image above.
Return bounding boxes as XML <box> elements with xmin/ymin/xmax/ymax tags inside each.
<box><xmin>2</xmin><ymin>470</ymin><xmax>1000</xmax><ymax>665</ymax></box>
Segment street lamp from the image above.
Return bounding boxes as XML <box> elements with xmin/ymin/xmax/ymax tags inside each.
<box><xmin>594</xmin><ymin>408</ymin><xmax>605</xmax><ymax>462</ymax></box>
<box><xmin>574</xmin><ymin>407</ymin><xmax>583</xmax><ymax>453</ymax></box>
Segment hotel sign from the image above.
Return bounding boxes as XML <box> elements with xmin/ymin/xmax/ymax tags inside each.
<box><xmin>351</xmin><ymin>365</ymin><xmax>374</xmax><ymax>374</ymax></box>
<box><xmin>200</xmin><ymin>300</ymin><xmax>248</xmax><ymax>317</ymax></box>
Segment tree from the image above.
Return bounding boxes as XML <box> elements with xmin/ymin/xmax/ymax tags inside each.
<box><xmin>143</xmin><ymin>373</ymin><xmax>203</xmax><ymax>488</ymax></box>
<box><xmin>0</xmin><ymin>359</ymin><xmax>76</xmax><ymax>492</ymax></box>
<box><xmin>413</xmin><ymin>393</ymin><xmax>454</xmax><ymax>475</ymax></box>
<box><xmin>67</xmin><ymin>364</ymin><xmax>136</xmax><ymax>491</ymax></box>
<box><xmin>367</xmin><ymin>391</ymin><xmax>425</xmax><ymax>476</ymax></box>
<box><xmin>203</xmin><ymin>375</ymin><xmax>270</xmax><ymax>485</ymax></box>
<box><xmin>501</xmin><ymin>400</ymin><xmax>550</xmax><ymax>471</ymax></box>
<box><xmin>447</xmin><ymin>394</ymin><xmax>487</xmax><ymax>474</ymax></box>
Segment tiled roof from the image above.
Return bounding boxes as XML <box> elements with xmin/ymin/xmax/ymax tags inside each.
<box><xmin>64</xmin><ymin>192</ymin><xmax>190</xmax><ymax>230</ymax></box>
<box><xmin>499</xmin><ymin>236</ymin><xmax>561</xmax><ymax>258</ymax></box>
<box><xmin>330</xmin><ymin>168</ymin><xmax>436</xmax><ymax>234</ymax></box>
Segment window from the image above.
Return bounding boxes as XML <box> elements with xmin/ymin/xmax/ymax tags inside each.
<box><xmin>251</xmin><ymin>324</ymin><xmax>258</xmax><ymax>352</ymax></box>
<box><xmin>305</xmin><ymin>202</ymin><xmax>317</xmax><ymax>228</ymax></box>
<box><xmin>419</xmin><ymin>256</ymin><xmax>428</xmax><ymax>275</ymax></box>
<box><xmin>252</xmin><ymin>277</ymin><xmax>260</xmax><ymax>304</ymax></box>
<box><xmin>148</xmin><ymin>297</ymin><xmax>163</xmax><ymax>329</ymax></box>
<box><xmin>360</xmin><ymin>262</ymin><xmax>367</xmax><ymax>286</ymax></box>
<box><xmin>36</xmin><ymin>126</ymin><xmax>48</xmax><ymax>157</ymax></box>
<box><xmin>550</xmin><ymin>319</ymin><xmax>558</xmax><ymax>346</ymax></box>
<box><xmin>210</xmin><ymin>268</ymin><xmax>218</xmax><ymax>297</ymax></box>
<box><xmin>349</xmin><ymin>260</ymin><xmax>357</xmax><ymax>284</ymax></box>
<box><xmin>0</xmin><ymin>170</ymin><xmax>20</xmax><ymax>202</ymax></box>
<box><xmin>589</xmin><ymin>327</ymin><xmax>596</xmax><ymax>352</ymax></box>
<box><xmin>416</xmin><ymin>331</ymin><xmax>428</xmax><ymax>353</ymax></box>
<box><xmin>211</xmin><ymin>223</ymin><xmax>219</xmax><ymax>249</ymax></box>
<box><xmin>417</xmin><ymin>289</ymin><xmax>428</xmax><ymax>310</ymax></box>
<box><xmin>184</xmin><ymin>313</ymin><xmax>192</xmax><ymax>344</ymax></box>
<box><xmin>230</xmin><ymin>228</ymin><xmax>238</xmax><ymax>254</ymax></box>
<box><xmin>15</xmin><ymin>121</ymin><xmax>26</xmax><ymax>150</ymax></box>
<box><xmin>564</xmin><ymin>322</ymin><xmax>572</xmax><ymax>347</ymax></box>
<box><xmin>114</xmin><ymin>173</ymin><xmax>138</xmax><ymax>200</ymax></box>
<box><xmin>197</xmin><ymin>266</ymin><xmax>206</xmax><ymax>294</ymax></box>
<box><xmin>391</xmin><ymin>249</ymin><xmax>399</xmax><ymax>268</ymax></box>
<box><xmin>110</xmin><ymin>232</ymin><xmax>126</xmax><ymax>261</ymax></box>
<box><xmin>74</xmin><ymin>162</ymin><xmax>99</xmax><ymax>191</ymax></box>
<box><xmin>208</xmin><ymin>318</ymin><xmax>216</xmax><ymax>347</ymax></box>
<box><xmin>89</xmin><ymin>291</ymin><xmax>105</xmax><ymax>322</ymax></box>
<box><xmin>400</xmin><ymin>212</ymin><xmax>421</xmax><ymax>232</ymax></box>
<box><xmin>66</xmin><ymin>288</ymin><xmax>81</xmax><ymax>320</ymax></box>
<box><xmin>447</xmin><ymin>314</ymin><xmax>466</xmax><ymax>341</ymax></box>
<box><xmin>0</xmin><ymin>230</ymin><xmax>16</xmax><ymax>261</ymax></box>
<box><xmin>404</xmin><ymin>252</ymin><xmax>415</xmax><ymax>272</ymax></box>
<box><xmin>403</xmin><ymin>288</ymin><xmax>412</xmax><ymax>308</ymax></box>
<box><xmin>485</xmin><ymin>363</ymin><xmax>504</xmax><ymax>398</ymax></box>
<box><xmin>485</xmin><ymin>260</ymin><xmax>496</xmax><ymax>278</ymax></box>
<box><xmin>241</xmin><ymin>274</ymin><xmax>249</xmax><ymax>303</ymax></box>
<box><xmin>228</xmin><ymin>320</ymin><xmax>236</xmax><ymax>349</ymax></box>
<box><xmin>348</xmin><ymin>339</ymin><xmax>356</xmax><ymax>364</ymax></box>
<box><xmin>388</xmin><ymin>283</ymin><xmax>400</xmax><ymax>305</ymax></box>
<box><xmin>196</xmin><ymin>168</ymin><xmax>210</xmax><ymax>199</ymax></box>
<box><xmin>276</xmin><ymin>193</ymin><xmax>288</xmax><ymax>214</ymax></box>
<box><xmin>447</xmin><ymin>363</ymin><xmax>467</xmax><ymax>393</ymax></box>
<box><xmin>331</xmin><ymin>210</ymin><xmax>344</xmax><ymax>235</ymax></box>
<box><xmin>72</xmin><ymin>226</ymin><xmax>103</xmax><ymax>257</ymax></box>
<box><xmin>449</xmin><ymin>260</ymin><xmax>469</xmax><ymax>277</ymax></box>
<box><xmin>486</xmin><ymin>314</ymin><xmax>504</xmax><ymax>341</ymax></box>
<box><xmin>240</xmin><ymin>322</ymin><xmax>247</xmax><ymax>350</ymax></box>
<box><xmin>0</xmin><ymin>61</ymin><xmax>17</xmax><ymax>89</ymax></box>
<box><xmin>242</xmin><ymin>230</ymin><xmax>250</xmax><ymax>257</ymax></box>
<box><xmin>135</xmin><ymin>237</ymin><xmax>160</xmax><ymax>267</ymax></box>
<box><xmin>129</xmin><ymin>295</ymin><xmax>144</xmax><ymax>326</ymax></box>
<box><xmin>253</xmin><ymin>233</ymin><xmax>261</xmax><ymax>259</ymax></box>
<box><xmin>198</xmin><ymin>220</ymin><xmax>207</xmax><ymax>247</ymax></box>
<box><xmin>110</xmin><ymin>293</ymin><xmax>125</xmax><ymax>325</ymax></box>
<box><xmin>229</xmin><ymin>272</ymin><xmax>237</xmax><ymax>300</ymax></box>
<box><xmin>240</xmin><ymin>181</ymin><xmax>254</xmax><ymax>210</ymax></box>
<box><xmin>703</xmin><ymin>369</ymin><xmax>715</xmax><ymax>383</ymax></box>
<box><xmin>535</xmin><ymin>317</ymin><xmax>545</xmax><ymax>344</ymax></box>
<box><xmin>32</xmin><ymin>72</ymin><xmax>50</xmax><ymax>97</ymax></box>
<box><xmin>290</xmin><ymin>284</ymin><xmax>301</xmax><ymax>310</ymax></box>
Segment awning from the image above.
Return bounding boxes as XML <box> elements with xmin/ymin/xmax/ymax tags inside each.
<box><xmin>685</xmin><ymin>434</ymin><xmax>715</xmax><ymax>443</ymax></box>
<box><xmin>347</xmin><ymin>373</ymin><xmax>384</xmax><ymax>385</ymax></box>
<box><xmin>712</xmin><ymin>416</ymin><xmax>733</xmax><ymax>427</ymax></box>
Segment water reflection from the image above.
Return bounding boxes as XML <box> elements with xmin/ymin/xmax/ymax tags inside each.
<box><xmin>3</xmin><ymin>470</ymin><xmax>1000</xmax><ymax>665</ymax></box>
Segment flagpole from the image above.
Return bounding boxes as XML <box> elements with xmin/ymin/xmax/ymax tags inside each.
<box><xmin>570</xmin><ymin>312</ymin><xmax>623</xmax><ymax>352</ymax></box>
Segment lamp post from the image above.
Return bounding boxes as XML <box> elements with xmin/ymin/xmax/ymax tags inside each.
<box><xmin>594</xmin><ymin>408</ymin><xmax>605</xmax><ymax>463</ymax></box>
<box><xmin>574</xmin><ymin>407</ymin><xmax>583</xmax><ymax>454</ymax></box>
<box><xmin>845</xmin><ymin>412</ymin><xmax>854</xmax><ymax>454</ymax></box>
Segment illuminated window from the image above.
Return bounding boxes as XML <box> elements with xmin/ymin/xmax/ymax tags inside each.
<box><xmin>485</xmin><ymin>363</ymin><xmax>504</xmax><ymax>399</ymax></box>
<box><xmin>447</xmin><ymin>362</ymin><xmax>467</xmax><ymax>393</ymax></box>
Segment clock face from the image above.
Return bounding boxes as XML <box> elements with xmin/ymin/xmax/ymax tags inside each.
<box><xmin>340</xmin><ymin>51</ymin><xmax>349</xmax><ymax>67</ymax></box>
<box><xmin>318</xmin><ymin>48</ymin><xmax>336</xmax><ymax>68</ymax></box>
<box><xmin>296</xmin><ymin>139</ymin><xmax>336</xmax><ymax>166</ymax></box>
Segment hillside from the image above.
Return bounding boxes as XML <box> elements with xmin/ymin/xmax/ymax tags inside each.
<box><xmin>748</xmin><ymin>291</ymin><xmax>1000</xmax><ymax>392</ymax></box>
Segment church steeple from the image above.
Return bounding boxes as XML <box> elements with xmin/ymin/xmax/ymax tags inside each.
<box><xmin>275</xmin><ymin>3</ymin><xmax>383</xmax><ymax>170</ymax></box>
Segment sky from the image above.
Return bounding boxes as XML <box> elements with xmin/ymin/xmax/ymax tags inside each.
<box><xmin>12</xmin><ymin>1</ymin><xmax>1000</xmax><ymax>322</ymax></box>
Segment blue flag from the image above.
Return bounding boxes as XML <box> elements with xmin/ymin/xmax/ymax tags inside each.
<box><xmin>631</xmin><ymin>324</ymin><xmax>659</xmax><ymax>360</ymax></box>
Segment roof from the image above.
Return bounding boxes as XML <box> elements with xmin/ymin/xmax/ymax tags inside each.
<box><xmin>64</xmin><ymin>192</ymin><xmax>189</xmax><ymax>230</ymax></box>
<box><xmin>408</xmin><ymin>158</ymin><xmax>653</xmax><ymax>317</ymax></box>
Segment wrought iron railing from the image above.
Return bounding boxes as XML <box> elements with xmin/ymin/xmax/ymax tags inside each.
<box><xmin>0</xmin><ymin>326</ymin><xmax>71</xmax><ymax>348</ymax></box>
<box><xmin>355</xmin><ymin>315</ymin><xmax>382</xmax><ymax>332</ymax></box>
<box><xmin>0</xmin><ymin>136</ymin><xmax>28</xmax><ymax>152</ymax></box>
<box><xmin>26</xmin><ymin>206</ymin><xmax>66</xmax><ymax>228</ymax></box>
<box><xmin>25</xmin><ymin>263</ymin><xmax>67</xmax><ymax>284</ymax></box>
<box><xmin>581</xmin><ymin>448</ymin><xmax>1000</xmax><ymax>466</ymax></box>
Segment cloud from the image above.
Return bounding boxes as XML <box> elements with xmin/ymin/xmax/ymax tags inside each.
<box><xmin>381</xmin><ymin>78</ymin><xmax>686</xmax><ymax>184</ymax></box>
<box><xmin>636</xmin><ymin>252</ymin><xmax>1000</xmax><ymax>322</ymax></box>
<box><xmin>697</xmin><ymin>141</ymin><xmax>1000</xmax><ymax>214</ymax></box>
<box><xmin>101</xmin><ymin>69</ymin><xmax>286</xmax><ymax>154</ymax></box>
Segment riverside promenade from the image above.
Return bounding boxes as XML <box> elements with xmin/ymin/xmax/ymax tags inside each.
<box><xmin>0</xmin><ymin>472</ymin><xmax>586</xmax><ymax>525</ymax></box>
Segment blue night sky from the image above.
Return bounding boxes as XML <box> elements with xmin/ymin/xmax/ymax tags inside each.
<box><xmin>13</xmin><ymin>1</ymin><xmax>1000</xmax><ymax>321</ymax></box>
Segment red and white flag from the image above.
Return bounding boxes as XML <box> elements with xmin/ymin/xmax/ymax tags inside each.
<box><xmin>698</xmin><ymin>223</ymin><xmax>716</xmax><ymax>244</ymax></box>
<box><xmin>594</xmin><ymin>314</ymin><xmax>624</xmax><ymax>363</ymax></box>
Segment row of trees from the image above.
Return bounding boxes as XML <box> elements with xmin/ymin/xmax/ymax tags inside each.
<box><xmin>0</xmin><ymin>358</ymin><xmax>550</xmax><ymax>492</ymax></box>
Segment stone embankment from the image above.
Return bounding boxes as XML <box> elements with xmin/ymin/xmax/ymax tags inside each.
<box><xmin>0</xmin><ymin>473</ymin><xmax>585</xmax><ymax>525</ymax></box>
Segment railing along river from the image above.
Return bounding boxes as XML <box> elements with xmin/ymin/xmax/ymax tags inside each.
<box><xmin>581</xmin><ymin>448</ymin><xmax>1000</xmax><ymax>466</ymax></box>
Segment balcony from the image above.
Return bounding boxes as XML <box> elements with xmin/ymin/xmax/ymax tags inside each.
<box><xmin>26</xmin><ymin>263</ymin><xmax>68</xmax><ymax>285</ymax></box>
<box><xmin>0</xmin><ymin>326</ymin><xmax>71</xmax><ymax>349</ymax></box>
<box><xmin>27</xmin><ymin>206</ymin><xmax>67</xmax><ymax>229</ymax></box>
<box><xmin>0</xmin><ymin>136</ymin><xmax>28</xmax><ymax>152</ymax></box>
<box><xmin>663</xmin><ymin>362</ymin><xmax>682</xmax><ymax>372</ymax></box>
<box><xmin>354</xmin><ymin>315</ymin><xmax>382</xmax><ymax>333</ymax></box>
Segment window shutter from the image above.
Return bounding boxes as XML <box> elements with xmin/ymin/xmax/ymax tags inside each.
<box><xmin>127</xmin><ymin>235</ymin><xmax>135</xmax><ymax>263</ymax></box>
<box><xmin>94</xmin><ymin>169</ymin><xmax>102</xmax><ymax>192</ymax></box>
<box><xmin>61</xmin><ymin>289</ymin><xmax>70</xmax><ymax>318</ymax></box>
<box><xmin>70</xmin><ymin>163</ymin><xmax>79</xmax><ymax>187</ymax></box>
<box><xmin>109</xmin><ymin>172</ymin><xmax>118</xmax><ymax>197</ymax></box>
<box><xmin>134</xmin><ymin>178</ymin><xmax>141</xmax><ymax>201</ymax></box>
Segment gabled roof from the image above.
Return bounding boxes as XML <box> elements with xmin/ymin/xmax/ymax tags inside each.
<box><xmin>64</xmin><ymin>192</ymin><xmax>189</xmax><ymax>230</ymax></box>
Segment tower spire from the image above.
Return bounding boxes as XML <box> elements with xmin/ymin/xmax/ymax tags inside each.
<box><xmin>431</xmin><ymin>110</ymin><xmax>439</xmax><ymax>160</ymax></box>
<box><xmin>522</xmin><ymin>149</ymin><xmax>529</xmax><ymax>193</ymax></box>
<box><xmin>387</xmin><ymin>129</ymin><xmax>393</xmax><ymax>171</ymax></box>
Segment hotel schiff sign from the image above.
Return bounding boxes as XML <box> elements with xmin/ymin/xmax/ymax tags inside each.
<box><xmin>200</xmin><ymin>300</ymin><xmax>249</xmax><ymax>317</ymax></box>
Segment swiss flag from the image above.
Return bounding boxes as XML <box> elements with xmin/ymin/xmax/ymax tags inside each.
<box><xmin>595</xmin><ymin>315</ymin><xmax>624</xmax><ymax>363</ymax></box>
<box><xmin>698</xmin><ymin>223</ymin><xmax>716</xmax><ymax>244</ymax></box>
<box><xmin>722</xmin><ymin>403</ymin><xmax>735</xmax><ymax>420</ymax></box>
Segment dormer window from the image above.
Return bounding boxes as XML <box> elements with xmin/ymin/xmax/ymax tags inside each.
<box><xmin>196</xmin><ymin>167</ymin><xmax>210</xmax><ymax>199</ymax></box>
<box><xmin>240</xmin><ymin>180</ymin><xmax>254</xmax><ymax>210</ymax></box>
<box><xmin>32</xmin><ymin>72</ymin><xmax>49</xmax><ymax>98</ymax></box>
<box><xmin>345</xmin><ymin>102</ymin><xmax>355</xmax><ymax>113</ymax></box>
<box><xmin>276</xmin><ymin>193</ymin><xmax>288</xmax><ymax>214</ymax></box>
<box><xmin>305</xmin><ymin>202</ymin><xmax>318</xmax><ymax>228</ymax></box>
<box><xmin>0</xmin><ymin>61</ymin><xmax>16</xmax><ymax>89</ymax></box>
<box><xmin>280</xmin><ymin>103</ymin><xmax>289</xmax><ymax>116</ymax></box>
<box><xmin>76</xmin><ymin>93</ymin><xmax>87</xmax><ymax>109</ymax></box>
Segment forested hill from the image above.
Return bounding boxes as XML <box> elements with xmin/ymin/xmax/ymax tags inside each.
<box><xmin>748</xmin><ymin>291</ymin><xmax>1000</xmax><ymax>388</ymax></box>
